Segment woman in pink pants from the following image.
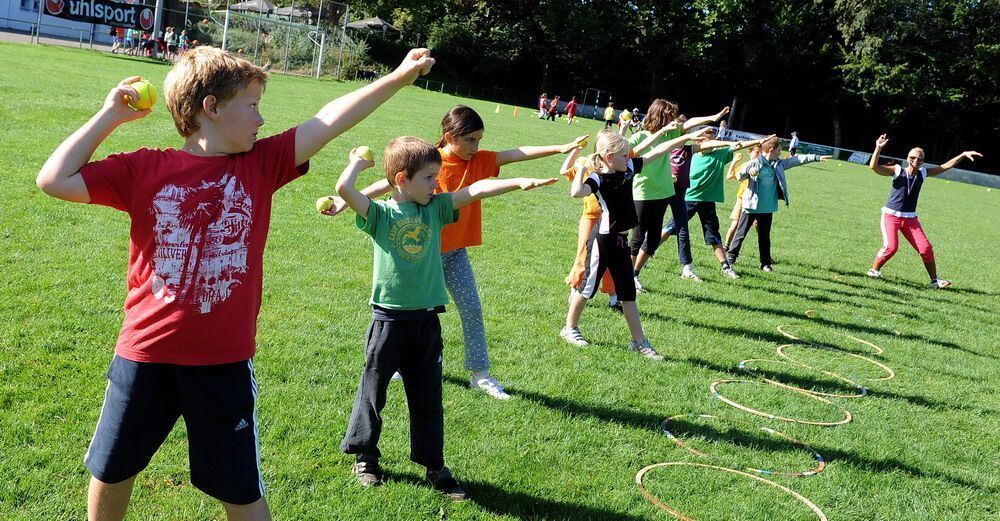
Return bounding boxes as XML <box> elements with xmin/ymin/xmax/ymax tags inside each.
<box><xmin>866</xmin><ymin>134</ymin><xmax>982</xmax><ymax>288</ymax></box>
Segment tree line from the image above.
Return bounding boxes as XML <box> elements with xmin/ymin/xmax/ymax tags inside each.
<box><xmin>293</xmin><ymin>0</ymin><xmax>997</xmax><ymax>173</ymax></box>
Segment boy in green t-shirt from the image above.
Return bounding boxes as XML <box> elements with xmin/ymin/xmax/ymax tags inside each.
<box><xmin>335</xmin><ymin>137</ymin><xmax>556</xmax><ymax>500</ymax></box>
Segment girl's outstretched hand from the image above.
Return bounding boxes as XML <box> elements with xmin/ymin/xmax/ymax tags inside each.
<box><xmin>875</xmin><ymin>134</ymin><xmax>889</xmax><ymax>148</ymax></box>
<box><xmin>519</xmin><ymin>177</ymin><xmax>559</xmax><ymax>190</ymax></box>
<box><xmin>319</xmin><ymin>195</ymin><xmax>349</xmax><ymax>216</ymax></box>
<box><xmin>393</xmin><ymin>48</ymin><xmax>435</xmax><ymax>84</ymax></box>
<box><xmin>562</xmin><ymin>135</ymin><xmax>589</xmax><ymax>153</ymax></box>
<box><xmin>960</xmin><ymin>151</ymin><xmax>983</xmax><ymax>161</ymax></box>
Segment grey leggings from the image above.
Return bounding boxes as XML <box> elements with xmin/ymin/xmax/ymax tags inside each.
<box><xmin>442</xmin><ymin>248</ymin><xmax>490</xmax><ymax>372</ymax></box>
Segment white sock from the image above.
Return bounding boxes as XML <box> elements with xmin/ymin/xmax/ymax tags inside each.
<box><xmin>471</xmin><ymin>370</ymin><xmax>490</xmax><ymax>381</ymax></box>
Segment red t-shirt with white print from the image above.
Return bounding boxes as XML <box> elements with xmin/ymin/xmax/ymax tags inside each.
<box><xmin>80</xmin><ymin>128</ymin><xmax>308</xmax><ymax>365</ymax></box>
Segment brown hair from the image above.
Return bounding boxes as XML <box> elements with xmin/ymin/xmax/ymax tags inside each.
<box><xmin>383</xmin><ymin>137</ymin><xmax>442</xmax><ymax>187</ymax></box>
<box><xmin>164</xmin><ymin>46</ymin><xmax>268</xmax><ymax>137</ymax></box>
<box><xmin>761</xmin><ymin>136</ymin><xmax>781</xmax><ymax>152</ymax></box>
<box><xmin>642</xmin><ymin>99</ymin><xmax>679</xmax><ymax>132</ymax></box>
<box><xmin>436</xmin><ymin>105</ymin><xmax>485</xmax><ymax>148</ymax></box>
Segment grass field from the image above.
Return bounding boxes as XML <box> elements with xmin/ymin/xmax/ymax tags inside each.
<box><xmin>1</xmin><ymin>42</ymin><xmax>998</xmax><ymax>520</ymax></box>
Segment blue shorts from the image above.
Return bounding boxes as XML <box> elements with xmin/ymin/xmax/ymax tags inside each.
<box><xmin>84</xmin><ymin>355</ymin><xmax>264</xmax><ymax>505</ymax></box>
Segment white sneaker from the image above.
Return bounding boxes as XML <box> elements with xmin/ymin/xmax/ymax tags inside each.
<box><xmin>930</xmin><ymin>278</ymin><xmax>951</xmax><ymax>289</ymax></box>
<box><xmin>721</xmin><ymin>265</ymin><xmax>740</xmax><ymax>279</ymax></box>
<box><xmin>628</xmin><ymin>338</ymin><xmax>664</xmax><ymax>361</ymax></box>
<box><xmin>391</xmin><ymin>371</ymin><xmax>402</xmax><ymax>381</ymax></box>
<box><xmin>633</xmin><ymin>275</ymin><xmax>646</xmax><ymax>293</ymax></box>
<box><xmin>681</xmin><ymin>265</ymin><xmax>702</xmax><ymax>282</ymax></box>
<box><xmin>470</xmin><ymin>376</ymin><xmax>511</xmax><ymax>400</ymax></box>
<box><xmin>867</xmin><ymin>268</ymin><xmax>883</xmax><ymax>279</ymax></box>
<box><xmin>761</xmin><ymin>265</ymin><xmax>774</xmax><ymax>272</ymax></box>
<box><xmin>560</xmin><ymin>326</ymin><xmax>590</xmax><ymax>346</ymax></box>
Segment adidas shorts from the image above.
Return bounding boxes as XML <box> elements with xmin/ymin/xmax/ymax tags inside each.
<box><xmin>85</xmin><ymin>355</ymin><xmax>264</xmax><ymax>505</ymax></box>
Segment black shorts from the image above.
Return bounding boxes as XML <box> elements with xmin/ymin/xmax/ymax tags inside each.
<box><xmin>85</xmin><ymin>355</ymin><xmax>264</xmax><ymax>505</ymax></box>
<box><xmin>579</xmin><ymin>232</ymin><xmax>636</xmax><ymax>301</ymax></box>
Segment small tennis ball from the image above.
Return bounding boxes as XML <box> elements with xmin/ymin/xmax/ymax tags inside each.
<box><xmin>578</xmin><ymin>138</ymin><xmax>588</xmax><ymax>149</ymax></box>
<box><xmin>316</xmin><ymin>196</ymin><xmax>334</xmax><ymax>212</ymax></box>
<box><xmin>355</xmin><ymin>146</ymin><xmax>373</xmax><ymax>161</ymax></box>
<box><xmin>127</xmin><ymin>80</ymin><xmax>157</xmax><ymax>111</ymax></box>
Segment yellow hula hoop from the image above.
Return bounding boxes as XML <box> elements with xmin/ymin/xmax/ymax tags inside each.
<box><xmin>739</xmin><ymin>358</ymin><xmax>868</xmax><ymax>398</ymax></box>
<box><xmin>778</xmin><ymin>324</ymin><xmax>885</xmax><ymax>355</ymax></box>
<box><xmin>710</xmin><ymin>380</ymin><xmax>853</xmax><ymax>426</ymax></box>
<box><xmin>776</xmin><ymin>344</ymin><xmax>895</xmax><ymax>382</ymax></box>
<box><xmin>636</xmin><ymin>462</ymin><xmax>828</xmax><ymax>521</ymax></box>
<box><xmin>661</xmin><ymin>413</ymin><xmax>826</xmax><ymax>477</ymax></box>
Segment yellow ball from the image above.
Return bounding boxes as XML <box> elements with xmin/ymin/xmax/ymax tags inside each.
<box><xmin>316</xmin><ymin>196</ymin><xmax>334</xmax><ymax>212</ymax></box>
<box><xmin>127</xmin><ymin>80</ymin><xmax>157</xmax><ymax>111</ymax></box>
<box><xmin>354</xmin><ymin>146</ymin><xmax>373</xmax><ymax>161</ymax></box>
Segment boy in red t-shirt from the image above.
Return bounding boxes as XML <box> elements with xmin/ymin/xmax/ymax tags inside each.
<box><xmin>36</xmin><ymin>46</ymin><xmax>434</xmax><ymax>520</ymax></box>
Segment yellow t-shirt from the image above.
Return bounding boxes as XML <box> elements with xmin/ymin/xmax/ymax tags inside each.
<box><xmin>604</xmin><ymin>106</ymin><xmax>614</xmax><ymax>120</ymax></box>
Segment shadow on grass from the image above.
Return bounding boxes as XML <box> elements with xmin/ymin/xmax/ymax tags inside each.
<box><xmin>382</xmin><ymin>471</ymin><xmax>648</xmax><ymax>520</ymax></box>
<box><xmin>679</xmin><ymin>292</ymin><xmax>998</xmax><ymax>361</ymax></box>
<box><xmin>666</xmin><ymin>417</ymin><xmax>998</xmax><ymax>494</ymax></box>
<box><xmin>685</xmin><ymin>357</ymin><xmax>998</xmax><ymax>417</ymax></box>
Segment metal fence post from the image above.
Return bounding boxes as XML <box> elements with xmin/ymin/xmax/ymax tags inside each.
<box><xmin>315</xmin><ymin>30</ymin><xmax>325</xmax><ymax>79</ymax></box>
<box><xmin>221</xmin><ymin>7</ymin><xmax>230</xmax><ymax>51</ymax></box>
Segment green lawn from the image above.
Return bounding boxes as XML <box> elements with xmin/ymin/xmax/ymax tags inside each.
<box><xmin>1</xmin><ymin>42</ymin><xmax>998</xmax><ymax>520</ymax></box>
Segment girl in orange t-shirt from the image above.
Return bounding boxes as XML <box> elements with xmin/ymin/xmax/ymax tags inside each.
<box><xmin>434</xmin><ymin>105</ymin><xmax>585</xmax><ymax>399</ymax></box>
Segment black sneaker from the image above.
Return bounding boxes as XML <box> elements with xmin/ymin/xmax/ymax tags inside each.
<box><xmin>426</xmin><ymin>467</ymin><xmax>468</xmax><ymax>501</ymax></box>
<box><xmin>353</xmin><ymin>459</ymin><xmax>383</xmax><ymax>487</ymax></box>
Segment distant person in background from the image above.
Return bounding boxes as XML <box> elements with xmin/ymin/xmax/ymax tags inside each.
<box><xmin>788</xmin><ymin>131</ymin><xmax>799</xmax><ymax>155</ymax></box>
<box><xmin>109</xmin><ymin>26</ymin><xmax>123</xmax><ymax>54</ymax></box>
<box><xmin>179</xmin><ymin>30</ymin><xmax>190</xmax><ymax>54</ymax></box>
<box><xmin>629</xmin><ymin>108</ymin><xmax>642</xmax><ymax>133</ymax></box>
<box><xmin>718</xmin><ymin>119</ymin><xmax>728</xmax><ymax>140</ymax></box>
<box><xmin>539</xmin><ymin>93</ymin><xmax>549</xmax><ymax>118</ymax></box>
<box><xmin>604</xmin><ymin>102</ymin><xmax>615</xmax><ymax>128</ymax></box>
<box><xmin>546</xmin><ymin>95</ymin><xmax>561</xmax><ymax>121</ymax></box>
<box><xmin>164</xmin><ymin>27</ymin><xmax>177</xmax><ymax>61</ymax></box>
<box><xmin>565</xmin><ymin>96</ymin><xmax>578</xmax><ymax>125</ymax></box>
<box><xmin>865</xmin><ymin>134</ymin><xmax>982</xmax><ymax>288</ymax></box>
<box><xmin>618</xmin><ymin>107</ymin><xmax>632</xmax><ymax>132</ymax></box>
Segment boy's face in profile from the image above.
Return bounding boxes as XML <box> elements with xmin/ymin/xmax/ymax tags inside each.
<box><xmin>764</xmin><ymin>144</ymin><xmax>782</xmax><ymax>161</ymax></box>
<box><xmin>215</xmin><ymin>80</ymin><xmax>265</xmax><ymax>153</ymax></box>
<box><xmin>399</xmin><ymin>162</ymin><xmax>441</xmax><ymax>205</ymax></box>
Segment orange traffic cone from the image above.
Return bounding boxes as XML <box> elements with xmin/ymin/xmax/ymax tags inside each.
<box><xmin>513</xmin><ymin>107</ymin><xmax>519</xmax><ymax>117</ymax></box>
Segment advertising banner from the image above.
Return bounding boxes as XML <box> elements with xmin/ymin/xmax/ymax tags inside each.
<box><xmin>43</xmin><ymin>0</ymin><xmax>154</xmax><ymax>31</ymax></box>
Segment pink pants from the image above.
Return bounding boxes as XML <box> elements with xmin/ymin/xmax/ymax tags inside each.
<box><xmin>874</xmin><ymin>213</ymin><xmax>935</xmax><ymax>269</ymax></box>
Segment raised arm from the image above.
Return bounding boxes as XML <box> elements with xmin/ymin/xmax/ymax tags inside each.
<box><xmin>869</xmin><ymin>134</ymin><xmax>895</xmax><ymax>177</ymax></box>
<box><xmin>559</xmin><ymin>146</ymin><xmax>583</xmax><ymax>180</ymax></box>
<box><xmin>451</xmin><ymin>177</ymin><xmax>557</xmax><ymax>209</ymax></box>
<box><xmin>495</xmin><ymin>135</ymin><xmax>587</xmax><ymax>166</ymax></box>
<box><xmin>641</xmin><ymin>127</ymin><xmax>714</xmax><ymax>163</ymax></box>
<box><xmin>334</xmin><ymin>151</ymin><xmax>376</xmax><ymax>216</ymax></box>
<box><xmin>683</xmin><ymin>106</ymin><xmax>730</xmax><ymax>129</ymax></box>
<box><xmin>295</xmin><ymin>49</ymin><xmax>435</xmax><ymax>166</ymax></box>
<box><xmin>726</xmin><ymin>152</ymin><xmax>745</xmax><ymax>181</ymax></box>
<box><xmin>927</xmin><ymin>150</ymin><xmax>983</xmax><ymax>176</ymax></box>
<box><xmin>37</xmin><ymin>77</ymin><xmax>150</xmax><ymax>203</ymax></box>
<box><xmin>320</xmin><ymin>178</ymin><xmax>392</xmax><ymax>216</ymax></box>
<box><xmin>631</xmin><ymin>122</ymin><xmax>680</xmax><ymax>155</ymax></box>
<box><xmin>570</xmin><ymin>164</ymin><xmax>594</xmax><ymax>198</ymax></box>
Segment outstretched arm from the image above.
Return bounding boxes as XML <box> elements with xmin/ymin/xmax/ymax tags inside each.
<box><xmin>570</xmin><ymin>166</ymin><xmax>594</xmax><ymax>198</ymax></box>
<box><xmin>495</xmin><ymin>135</ymin><xmax>587</xmax><ymax>166</ymax></box>
<box><xmin>927</xmin><ymin>151</ymin><xmax>983</xmax><ymax>176</ymax></box>
<box><xmin>869</xmin><ymin>134</ymin><xmax>895</xmax><ymax>177</ymax></box>
<box><xmin>451</xmin><ymin>177</ymin><xmax>558</xmax><ymax>209</ymax></box>
<box><xmin>641</xmin><ymin>127</ymin><xmax>714</xmax><ymax>163</ymax></box>
<box><xmin>683</xmin><ymin>106</ymin><xmax>730</xmax><ymax>129</ymax></box>
<box><xmin>295</xmin><ymin>49</ymin><xmax>434</xmax><ymax>166</ymax></box>
<box><xmin>334</xmin><ymin>152</ymin><xmax>377</xmax><ymax>216</ymax></box>
<box><xmin>726</xmin><ymin>152</ymin><xmax>745</xmax><ymax>181</ymax></box>
<box><xmin>559</xmin><ymin>146</ymin><xmax>583</xmax><ymax>180</ymax></box>
<box><xmin>631</xmin><ymin>121</ymin><xmax>681</xmax><ymax>155</ymax></box>
<box><xmin>37</xmin><ymin>77</ymin><xmax>150</xmax><ymax>203</ymax></box>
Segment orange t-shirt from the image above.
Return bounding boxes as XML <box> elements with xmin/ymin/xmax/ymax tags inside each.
<box><xmin>437</xmin><ymin>148</ymin><xmax>501</xmax><ymax>253</ymax></box>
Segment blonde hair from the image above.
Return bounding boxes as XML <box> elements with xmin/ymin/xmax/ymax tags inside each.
<box><xmin>585</xmin><ymin>130</ymin><xmax>628</xmax><ymax>172</ymax></box>
<box><xmin>383</xmin><ymin>136</ymin><xmax>442</xmax><ymax>186</ymax></box>
<box><xmin>164</xmin><ymin>46</ymin><xmax>268</xmax><ymax>137</ymax></box>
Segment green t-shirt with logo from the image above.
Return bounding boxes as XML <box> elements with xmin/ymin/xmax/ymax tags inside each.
<box><xmin>356</xmin><ymin>194</ymin><xmax>458</xmax><ymax>310</ymax></box>
<box><xmin>747</xmin><ymin>160</ymin><xmax>779</xmax><ymax>214</ymax></box>
<box><xmin>628</xmin><ymin>128</ymin><xmax>683</xmax><ymax>201</ymax></box>
<box><xmin>686</xmin><ymin>147</ymin><xmax>734</xmax><ymax>203</ymax></box>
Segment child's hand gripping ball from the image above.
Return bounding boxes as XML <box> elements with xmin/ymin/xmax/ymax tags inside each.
<box><xmin>353</xmin><ymin>146</ymin><xmax>374</xmax><ymax>162</ymax></box>
<box><xmin>126</xmin><ymin>80</ymin><xmax>157</xmax><ymax>111</ymax></box>
<box><xmin>316</xmin><ymin>196</ymin><xmax>335</xmax><ymax>212</ymax></box>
